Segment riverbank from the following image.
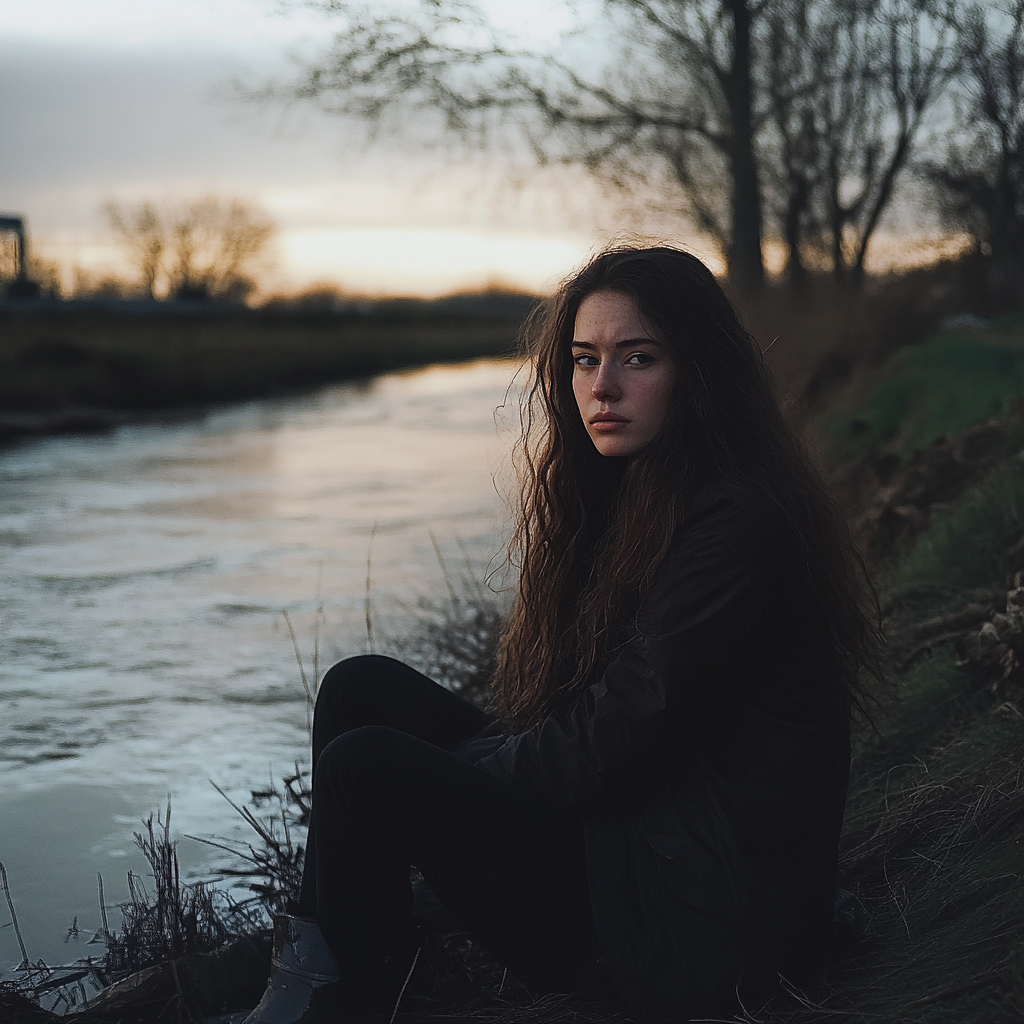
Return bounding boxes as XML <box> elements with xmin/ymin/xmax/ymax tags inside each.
<box><xmin>0</xmin><ymin>360</ymin><xmax>514</xmax><ymax>982</ymax></box>
<box><xmin>0</xmin><ymin>298</ymin><xmax>530</xmax><ymax>442</ymax></box>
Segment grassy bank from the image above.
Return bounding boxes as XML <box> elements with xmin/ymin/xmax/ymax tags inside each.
<box><xmin>790</xmin><ymin>320</ymin><xmax>1024</xmax><ymax>1022</ymax></box>
<box><xmin>0</xmin><ymin>303</ymin><xmax>525</xmax><ymax>440</ymax></box>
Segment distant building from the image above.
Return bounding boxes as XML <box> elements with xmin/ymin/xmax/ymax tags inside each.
<box><xmin>0</xmin><ymin>214</ymin><xmax>41</xmax><ymax>298</ymax></box>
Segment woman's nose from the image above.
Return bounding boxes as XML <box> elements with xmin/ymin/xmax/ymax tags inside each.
<box><xmin>592</xmin><ymin>362</ymin><xmax>622</xmax><ymax>401</ymax></box>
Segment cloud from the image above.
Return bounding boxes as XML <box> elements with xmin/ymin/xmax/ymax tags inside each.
<box><xmin>0</xmin><ymin>35</ymin><xmax>598</xmax><ymax>294</ymax></box>
<box><xmin>0</xmin><ymin>0</ymin><xmax>325</xmax><ymax>47</ymax></box>
<box><xmin>0</xmin><ymin>38</ymin><xmax>346</xmax><ymax>225</ymax></box>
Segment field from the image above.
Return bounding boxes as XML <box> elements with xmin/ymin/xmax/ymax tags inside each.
<box><xmin>0</xmin><ymin>302</ymin><xmax>526</xmax><ymax>440</ymax></box>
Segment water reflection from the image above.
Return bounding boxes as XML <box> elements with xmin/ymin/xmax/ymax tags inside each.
<box><xmin>0</xmin><ymin>357</ymin><xmax>518</xmax><ymax>831</ymax></box>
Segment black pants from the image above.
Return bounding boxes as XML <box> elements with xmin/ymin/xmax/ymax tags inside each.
<box><xmin>296</xmin><ymin>655</ymin><xmax>593</xmax><ymax>993</ymax></box>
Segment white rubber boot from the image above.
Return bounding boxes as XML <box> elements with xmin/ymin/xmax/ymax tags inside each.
<box><xmin>242</xmin><ymin>915</ymin><xmax>342</xmax><ymax>1024</ymax></box>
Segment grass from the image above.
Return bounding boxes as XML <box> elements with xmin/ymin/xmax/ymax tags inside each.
<box><xmin>765</xmin><ymin>318</ymin><xmax>1024</xmax><ymax>1023</ymax></box>
<box><xmin>103</xmin><ymin>801</ymin><xmax>232</xmax><ymax>976</ymax></box>
<box><xmin>882</xmin><ymin>460</ymin><xmax>1024</xmax><ymax>617</ymax></box>
<box><xmin>0</xmin><ymin>306</ymin><xmax>521</xmax><ymax>434</ymax></box>
<box><xmin>809</xmin><ymin>617</ymin><xmax>1024</xmax><ymax>1023</ymax></box>
<box><xmin>190</xmin><ymin>774</ymin><xmax>309</xmax><ymax>920</ymax></box>
<box><xmin>826</xmin><ymin>324</ymin><xmax>1024</xmax><ymax>463</ymax></box>
<box><xmin>0</xmin><ymin>799</ymin><xmax>260</xmax><ymax>1020</ymax></box>
<box><xmin>819</xmin><ymin>751</ymin><xmax>1024</xmax><ymax>1023</ymax></box>
<box><xmin>391</xmin><ymin>533</ymin><xmax>508</xmax><ymax>706</ymax></box>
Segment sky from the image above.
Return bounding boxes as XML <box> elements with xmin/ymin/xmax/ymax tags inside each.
<box><xmin>0</xmin><ymin>0</ymin><xmax>959</xmax><ymax>298</ymax></box>
<box><xmin>0</xmin><ymin>0</ymin><xmax>610</xmax><ymax>297</ymax></box>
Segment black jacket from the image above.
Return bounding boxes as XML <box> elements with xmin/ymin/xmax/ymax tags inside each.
<box><xmin>477</xmin><ymin>475</ymin><xmax>850</xmax><ymax>1019</ymax></box>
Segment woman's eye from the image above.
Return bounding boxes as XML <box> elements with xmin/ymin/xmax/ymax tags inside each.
<box><xmin>627</xmin><ymin>352</ymin><xmax>655</xmax><ymax>365</ymax></box>
<box><xmin>574</xmin><ymin>353</ymin><xmax>599</xmax><ymax>367</ymax></box>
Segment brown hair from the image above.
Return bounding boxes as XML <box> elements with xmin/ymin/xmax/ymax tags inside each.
<box><xmin>490</xmin><ymin>245</ymin><xmax>880</xmax><ymax>730</ymax></box>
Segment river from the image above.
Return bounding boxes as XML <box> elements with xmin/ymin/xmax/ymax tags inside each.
<box><xmin>0</xmin><ymin>358</ymin><xmax>521</xmax><ymax>972</ymax></box>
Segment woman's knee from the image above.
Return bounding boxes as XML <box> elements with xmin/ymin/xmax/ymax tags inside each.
<box><xmin>315</xmin><ymin>655</ymin><xmax>403</xmax><ymax>719</ymax></box>
<box><xmin>311</xmin><ymin>655</ymin><xmax>476</xmax><ymax>765</ymax></box>
<box><xmin>318</xmin><ymin>654</ymin><xmax>401</xmax><ymax>699</ymax></box>
<box><xmin>314</xmin><ymin>725</ymin><xmax>410</xmax><ymax>801</ymax></box>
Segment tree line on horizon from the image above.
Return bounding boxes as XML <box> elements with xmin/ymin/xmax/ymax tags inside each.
<box><xmin>101</xmin><ymin>197</ymin><xmax>275</xmax><ymax>303</ymax></box>
<box><xmin>0</xmin><ymin>197</ymin><xmax>277</xmax><ymax>305</ymax></box>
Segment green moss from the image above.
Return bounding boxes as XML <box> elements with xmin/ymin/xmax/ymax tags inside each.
<box><xmin>884</xmin><ymin>462</ymin><xmax>1024</xmax><ymax>611</ymax></box>
<box><xmin>829</xmin><ymin>329</ymin><xmax>1024</xmax><ymax>460</ymax></box>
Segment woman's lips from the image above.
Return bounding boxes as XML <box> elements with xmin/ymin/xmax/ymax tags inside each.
<box><xmin>590</xmin><ymin>413</ymin><xmax>630</xmax><ymax>432</ymax></box>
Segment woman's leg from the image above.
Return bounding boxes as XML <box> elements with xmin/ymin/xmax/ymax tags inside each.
<box><xmin>311</xmin><ymin>725</ymin><xmax>592</xmax><ymax>995</ymax></box>
<box><xmin>248</xmin><ymin>656</ymin><xmax>579</xmax><ymax>1023</ymax></box>
<box><xmin>312</xmin><ymin>654</ymin><xmax>488</xmax><ymax>758</ymax></box>
<box><xmin>298</xmin><ymin>655</ymin><xmax>487</xmax><ymax>916</ymax></box>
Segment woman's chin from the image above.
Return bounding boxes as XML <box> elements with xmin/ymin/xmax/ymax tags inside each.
<box><xmin>589</xmin><ymin>434</ymin><xmax>644</xmax><ymax>458</ymax></box>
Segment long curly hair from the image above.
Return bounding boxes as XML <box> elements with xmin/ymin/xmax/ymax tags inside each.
<box><xmin>490</xmin><ymin>245</ymin><xmax>880</xmax><ymax>731</ymax></box>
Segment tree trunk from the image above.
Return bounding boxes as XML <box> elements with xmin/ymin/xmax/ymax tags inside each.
<box><xmin>784</xmin><ymin>175</ymin><xmax>810</xmax><ymax>290</ymax></box>
<box><xmin>827</xmin><ymin>154</ymin><xmax>847</xmax><ymax>282</ymax></box>
<box><xmin>851</xmin><ymin>128</ymin><xmax>912</xmax><ymax>288</ymax></box>
<box><xmin>723</xmin><ymin>0</ymin><xmax>764</xmax><ymax>293</ymax></box>
<box><xmin>990</xmin><ymin>131</ymin><xmax>1024</xmax><ymax>303</ymax></box>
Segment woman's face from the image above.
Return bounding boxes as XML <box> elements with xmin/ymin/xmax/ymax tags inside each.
<box><xmin>571</xmin><ymin>289</ymin><xmax>676</xmax><ymax>458</ymax></box>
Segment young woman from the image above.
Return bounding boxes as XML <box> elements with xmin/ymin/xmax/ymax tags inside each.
<box><xmin>244</xmin><ymin>246</ymin><xmax>878</xmax><ymax>1024</ymax></box>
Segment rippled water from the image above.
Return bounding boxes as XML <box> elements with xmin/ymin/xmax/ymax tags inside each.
<box><xmin>0</xmin><ymin>358</ymin><xmax>520</xmax><ymax>969</ymax></box>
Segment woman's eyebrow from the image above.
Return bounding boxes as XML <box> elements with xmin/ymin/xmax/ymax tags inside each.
<box><xmin>615</xmin><ymin>337</ymin><xmax>660</xmax><ymax>347</ymax></box>
<box><xmin>570</xmin><ymin>337</ymin><xmax>661</xmax><ymax>347</ymax></box>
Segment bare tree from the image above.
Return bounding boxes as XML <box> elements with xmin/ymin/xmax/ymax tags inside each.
<box><xmin>278</xmin><ymin>0</ymin><xmax>768</xmax><ymax>292</ymax></box>
<box><xmin>283</xmin><ymin>0</ymin><xmax>959</xmax><ymax>292</ymax></box>
<box><xmin>103</xmin><ymin>200</ymin><xmax>165</xmax><ymax>298</ymax></box>
<box><xmin>923</xmin><ymin>0</ymin><xmax>1024</xmax><ymax>301</ymax></box>
<box><xmin>103</xmin><ymin>197</ymin><xmax>275</xmax><ymax>301</ymax></box>
<box><xmin>617</xmin><ymin>0</ymin><xmax>766</xmax><ymax>291</ymax></box>
<box><xmin>165</xmin><ymin>198</ymin><xmax>276</xmax><ymax>300</ymax></box>
<box><xmin>763</xmin><ymin>0</ymin><xmax>959</xmax><ymax>287</ymax></box>
<box><xmin>842</xmin><ymin>0</ymin><xmax>958</xmax><ymax>285</ymax></box>
<box><xmin>762</xmin><ymin>0</ymin><xmax>835</xmax><ymax>286</ymax></box>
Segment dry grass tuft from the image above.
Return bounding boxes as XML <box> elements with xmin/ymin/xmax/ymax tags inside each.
<box><xmin>392</xmin><ymin>533</ymin><xmax>508</xmax><ymax>708</ymax></box>
<box><xmin>103</xmin><ymin>800</ymin><xmax>232</xmax><ymax>977</ymax></box>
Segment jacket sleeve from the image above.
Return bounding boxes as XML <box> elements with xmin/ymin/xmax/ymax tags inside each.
<box><xmin>475</xmin><ymin>481</ymin><xmax>777</xmax><ymax>812</ymax></box>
